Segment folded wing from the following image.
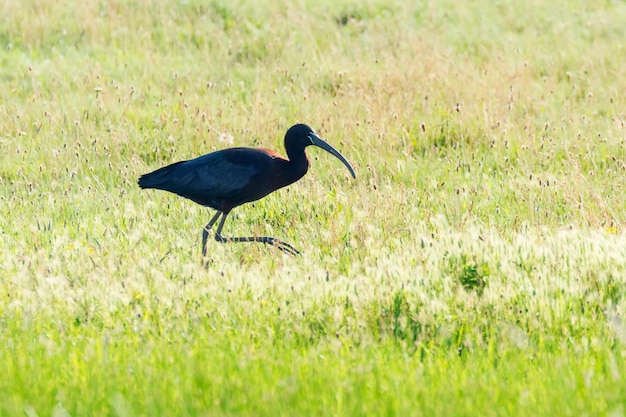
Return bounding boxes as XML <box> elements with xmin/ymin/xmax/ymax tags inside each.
<box><xmin>138</xmin><ymin>148</ymin><xmax>267</xmax><ymax>206</ymax></box>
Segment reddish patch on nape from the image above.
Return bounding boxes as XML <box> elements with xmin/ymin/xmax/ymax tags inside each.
<box><xmin>258</xmin><ymin>148</ymin><xmax>288</xmax><ymax>160</ymax></box>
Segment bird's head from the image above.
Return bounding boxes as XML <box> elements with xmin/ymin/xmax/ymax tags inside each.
<box><xmin>285</xmin><ymin>124</ymin><xmax>356</xmax><ymax>179</ymax></box>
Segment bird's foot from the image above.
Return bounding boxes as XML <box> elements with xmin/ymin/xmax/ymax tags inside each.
<box><xmin>201</xmin><ymin>227</ymin><xmax>212</xmax><ymax>257</ymax></box>
<box><xmin>270</xmin><ymin>239</ymin><xmax>301</xmax><ymax>256</ymax></box>
<box><xmin>214</xmin><ymin>233</ymin><xmax>301</xmax><ymax>256</ymax></box>
<box><xmin>202</xmin><ymin>257</ymin><xmax>215</xmax><ymax>269</ymax></box>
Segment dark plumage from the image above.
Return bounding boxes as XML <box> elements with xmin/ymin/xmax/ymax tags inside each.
<box><xmin>138</xmin><ymin>123</ymin><xmax>356</xmax><ymax>255</ymax></box>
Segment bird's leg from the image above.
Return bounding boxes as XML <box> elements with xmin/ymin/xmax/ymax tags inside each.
<box><xmin>214</xmin><ymin>212</ymin><xmax>301</xmax><ymax>256</ymax></box>
<box><xmin>202</xmin><ymin>211</ymin><xmax>223</xmax><ymax>256</ymax></box>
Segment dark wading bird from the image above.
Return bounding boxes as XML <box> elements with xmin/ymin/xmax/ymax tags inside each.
<box><xmin>138</xmin><ymin>124</ymin><xmax>356</xmax><ymax>256</ymax></box>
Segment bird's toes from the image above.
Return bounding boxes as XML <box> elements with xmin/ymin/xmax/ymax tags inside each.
<box><xmin>275</xmin><ymin>240</ymin><xmax>301</xmax><ymax>256</ymax></box>
<box><xmin>202</xmin><ymin>258</ymin><xmax>215</xmax><ymax>269</ymax></box>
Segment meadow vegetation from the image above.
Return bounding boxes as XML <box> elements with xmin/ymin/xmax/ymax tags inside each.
<box><xmin>1</xmin><ymin>0</ymin><xmax>626</xmax><ymax>415</ymax></box>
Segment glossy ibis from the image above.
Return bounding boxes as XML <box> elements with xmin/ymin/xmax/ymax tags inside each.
<box><xmin>138</xmin><ymin>124</ymin><xmax>356</xmax><ymax>256</ymax></box>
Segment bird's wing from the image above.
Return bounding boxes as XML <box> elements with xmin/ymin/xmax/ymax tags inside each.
<box><xmin>163</xmin><ymin>148</ymin><xmax>270</xmax><ymax>198</ymax></box>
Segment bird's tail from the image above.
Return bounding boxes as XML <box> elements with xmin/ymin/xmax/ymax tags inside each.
<box><xmin>137</xmin><ymin>161</ymin><xmax>185</xmax><ymax>190</ymax></box>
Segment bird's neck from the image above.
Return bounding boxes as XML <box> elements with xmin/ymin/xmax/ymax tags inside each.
<box><xmin>278</xmin><ymin>154</ymin><xmax>309</xmax><ymax>188</ymax></box>
<box><xmin>292</xmin><ymin>156</ymin><xmax>310</xmax><ymax>178</ymax></box>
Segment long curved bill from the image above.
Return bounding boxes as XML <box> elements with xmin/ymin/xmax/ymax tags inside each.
<box><xmin>308</xmin><ymin>133</ymin><xmax>357</xmax><ymax>179</ymax></box>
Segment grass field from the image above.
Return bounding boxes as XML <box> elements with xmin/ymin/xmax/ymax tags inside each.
<box><xmin>2</xmin><ymin>0</ymin><xmax>626</xmax><ymax>415</ymax></box>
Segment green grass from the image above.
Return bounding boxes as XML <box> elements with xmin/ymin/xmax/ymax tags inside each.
<box><xmin>2</xmin><ymin>0</ymin><xmax>626</xmax><ymax>415</ymax></box>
